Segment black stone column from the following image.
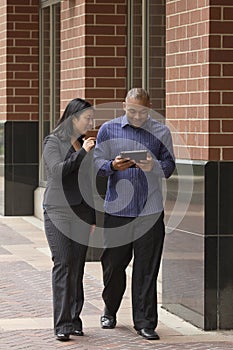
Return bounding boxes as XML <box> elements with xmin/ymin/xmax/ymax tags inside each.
<box><xmin>1</xmin><ymin>121</ymin><xmax>39</xmax><ymax>215</ymax></box>
<box><xmin>205</xmin><ymin>161</ymin><xmax>233</xmax><ymax>330</ymax></box>
<box><xmin>162</xmin><ymin>161</ymin><xmax>233</xmax><ymax>330</ymax></box>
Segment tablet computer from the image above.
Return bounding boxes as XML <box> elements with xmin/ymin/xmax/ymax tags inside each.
<box><xmin>120</xmin><ymin>150</ymin><xmax>147</xmax><ymax>162</ymax></box>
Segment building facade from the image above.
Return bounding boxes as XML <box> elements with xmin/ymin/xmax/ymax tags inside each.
<box><xmin>0</xmin><ymin>0</ymin><xmax>232</xmax><ymax>330</ymax></box>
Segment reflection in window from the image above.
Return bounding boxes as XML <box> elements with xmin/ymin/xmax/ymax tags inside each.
<box><xmin>128</xmin><ymin>0</ymin><xmax>165</xmax><ymax>116</ymax></box>
<box><xmin>40</xmin><ymin>2</ymin><xmax>60</xmax><ymax>184</ymax></box>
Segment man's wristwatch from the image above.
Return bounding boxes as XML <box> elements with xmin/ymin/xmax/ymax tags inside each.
<box><xmin>110</xmin><ymin>161</ymin><xmax>116</xmax><ymax>171</ymax></box>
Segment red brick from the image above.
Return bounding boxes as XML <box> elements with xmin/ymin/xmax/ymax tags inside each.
<box><xmin>190</xmin><ymin>37</ymin><xmax>201</xmax><ymax>50</ymax></box>
<box><xmin>86</xmin><ymin>46</ymin><xmax>115</xmax><ymax>56</ymax></box>
<box><xmin>176</xmin><ymin>26</ymin><xmax>187</xmax><ymax>39</ymax></box>
<box><xmin>15</xmin><ymin>104</ymin><xmax>38</xmax><ymax>112</ymax></box>
<box><xmin>116</xmin><ymin>89</ymin><xmax>127</xmax><ymax>98</ymax></box>
<box><xmin>223</xmin><ymin>7</ymin><xmax>233</xmax><ymax>20</ymax></box>
<box><xmin>210</xmin><ymin>21</ymin><xmax>233</xmax><ymax>34</ymax></box>
<box><xmin>187</xmin><ymin>79</ymin><xmax>197</xmax><ymax>92</ymax></box>
<box><xmin>209</xmin><ymin>92</ymin><xmax>221</xmax><ymax>104</ymax></box>
<box><xmin>209</xmin><ymin>120</ymin><xmax>221</xmax><ymax>132</ymax></box>
<box><xmin>180</xmin><ymin>13</ymin><xmax>189</xmax><ymax>26</ymax></box>
<box><xmin>116</xmin><ymin>47</ymin><xmax>127</xmax><ymax>56</ymax></box>
<box><xmin>210</xmin><ymin>7</ymin><xmax>221</xmax><ymax>20</ymax></box>
<box><xmin>7</xmin><ymin>14</ymin><xmax>30</xmax><ymax>21</ymax></box>
<box><xmin>116</xmin><ymin>26</ymin><xmax>127</xmax><ymax>35</ymax></box>
<box><xmin>116</xmin><ymin>68</ymin><xmax>127</xmax><ymax>77</ymax></box>
<box><xmin>209</xmin><ymin>50</ymin><xmax>233</xmax><ymax>63</ymax></box>
<box><xmin>8</xmin><ymin>80</ymin><xmax>30</xmax><ymax>87</ymax></box>
<box><xmin>187</xmin><ymin>51</ymin><xmax>200</xmax><ymax>65</ymax></box>
<box><xmin>180</xmin><ymin>67</ymin><xmax>189</xmax><ymax>79</ymax></box>
<box><xmin>7</xmin><ymin>113</ymin><xmax>30</xmax><ymax>121</ymax></box>
<box><xmin>209</xmin><ymin>148</ymin><xmax>221</xmax><ymax>160</ymax></box>
<box><xmin>211</xmin><ymin>0</ymin><xmax>233</xmax><ymax>4</ymax></box>
<box><xmin>8</xmin><ymin>30</ymin><xmax>31</xmax><ymax>38</ymax></box>
<box><xmin>96</xmin><ymin>78</ymin><xmax>125</xmax><ymax>88</ymax></box>
<box><xmin>167</xmin><ymin>1</ymin><xmax>176</xmax><ymax>16</ymax></box>
<box><xmin>15</xmin><ymin>39</ymin><xmax>38</xmax><ymax>46</ymax></box>
<box><xmin>222</xmin><ymin>92</ymin><xmax>233</xmax><ymax>105</ymax></box>
<box><xmin>223</xmin><ymin>148</ymin><xmax>233</xmax><ymax>160</ymax></box>
<box><xmin>86</xmin><ymin>26</ymin><xmax>115</xmax><ymax>35</ymax></box>
<box><xmin>179</xmin><ymin>93</ymin><xmax>189</xmax><ymax>105</ymax></box>
<box><xmin>222</xmin><ymin>120</ymin><xmax>233</xmax><ymax>132</ymax></box>
<box><xmin>169</xmin><ymin>14</ymin><xmax>179</xmax><ymax>28</ymax></box>
<box><xmin>86</xmin><ymin>68</ymin><xmax>115</xmax><ymax>77</ymax></box>
<box><xmin>223</xmin><ymin>36</ymin><xmax>233</xmax><ymax>48</ymax></box>
<box><xmin>209</xmin><ymin>35</ymin><xmax>221</xmax><ymax>48</ymax></box>
<box><xmin>223</xmin><ymin>64</ymin><xmax>233</xmax><ymax>76</ymax></box>
<box><xmin>96</xmin><ymin>15</ymin><xmax>125</xmax><ymax>25</ymax></box>
<box><xmin>96</xmin><ymin>36</ymin><xmax>125</xmax><ymax>46</ymax></box>
<box><xmin>15</xmin><ymin>6</ymin><xmax>38</xmax><ymax>13</ymax></box>
<box><xmin>86</xmin><ymin>89</ymin><xmax>115</xmax><ymax>98</ymax></box>
<box><xmin>187</xmin><ymin>24</ymin><xmax>198</xmax><ymax>37</ymax></box>
<box><xmin>15</xmin><ymin>88</ymin><xmax>38</xmax><ymax>96</ymax></box>
<box><xmin>117</xmin><ymin>5</ymin><xmax>127</xmax><ymax>14</ymax></box>
<box><xmin>209</xmin><ymin>106</ymin><xmax>233</xmax><ymax>119</ymax></box>
<box><xmin>7</xmin><ymin>96</ymin><xmax>30</xmax><ymax>104</ymax></box>
<box><xmin>210</xmin><ymin>134</ymin><xmax>233</xmax><ymax>146</ymax></box>
<box><xmin>209</xmin><ymin>64</ymin><xmax>221</xmax><ymax>76</ymax></box>
<box><xmin>210</xmin><ymin>78</ymin><xmax>233</xmax><ymax>90</ymax></box>
<box><xmin>190</xmin><ymin>93</ymin><xmax>201</xmax><ymax>105</ymax></box>
<box><xmin>177</xmin><ymin>0</ymin><xmax>187</xmax><ymax>13</ymax></box>
<box><xmin>190</xmin><ymin>10</ymin><xmax>202</xmax><ymax>23</ymax></box>
<box><xmin>96</xmin><ymin>57</ymin><xmax>126</xmax><ymax>67</ymax></box>
<box><xmin>190</xmin><ymin>147</ymin><xmax>203</xmax><ymax>160</ymax></box>
<box><xmin>86</xmin><ymin>4</ymin><xmax>115</xmax><ymax>13</ymax></box>
<box><xmin>201</xmin><ymin>120</ymin><xmax>209</xmax><ymax>133</ymax></box>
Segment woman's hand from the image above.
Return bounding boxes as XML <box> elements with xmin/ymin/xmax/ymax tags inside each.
<box><xmin>90</xmin><ymin>224</ymin><xmax>96</xmax><ymax>235</ymax></box>
<box><xmin>82</xmin><ymin>137</ymin><xmax>96</xmax><ymax>152</ymax></box>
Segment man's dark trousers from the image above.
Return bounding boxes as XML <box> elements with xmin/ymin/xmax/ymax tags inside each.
<box><xmin>101</xmin><ymin>211</ymin><xmax>165</xmax><ymax>331</ymax></box>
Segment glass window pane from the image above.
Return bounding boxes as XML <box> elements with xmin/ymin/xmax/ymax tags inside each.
<box><xmin>54</xmin><ymin>3</ymin><xmax>60</xmax><ymax>127</ymax></box>
<box><xmin>42</xmin><ymin>6</ymin><xmax>50</xmax><ymax>139</ymax></box>
<box><xmin>148</xmin><ymin>0</ymin><xmax>166</xmax><ymax>116</ymax></box>
<box><xmin>132</xmin><ymin>0</ymin><xmax>142</xmax><ymax>88</ymax></box>
<box><xmin>40</xmin><ymin>2</ymin><xmax>60</xmax><ymax>184</ymax></box>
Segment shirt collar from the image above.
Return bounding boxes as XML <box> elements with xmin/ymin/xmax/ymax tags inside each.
<box><xmin>121</xmin><ymin>114</ymin><xmax>151</xmax><ymax>130</ymax></box>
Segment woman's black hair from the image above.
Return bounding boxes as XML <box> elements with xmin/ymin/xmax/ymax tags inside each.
<box><xmin>53</xmin><ymin>98</ymin><xmax>93</xmax><ymax>140</ymax></box>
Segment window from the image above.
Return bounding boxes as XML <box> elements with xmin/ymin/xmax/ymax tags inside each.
<box><xmin>128</xmin><ymin>0</ymin><xmax>166</xmax><ymax>116</ymax></box>
<box><xmin>39</xmin><ymin>0</ymin><xmax>60</xmax><ymax>185</ymax></box>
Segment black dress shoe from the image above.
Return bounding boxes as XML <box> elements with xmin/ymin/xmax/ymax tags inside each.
<box><xmin>100</xmin><ymin>315</ymin><xmax>117</xmax><ymax>329</ymax></box>
<box><xmin>71</xmin><ymin>329</ymin><xmax>84</xmax><ymax>336</ymax></box>
<box><xmin>137</xmin><ymin>328</ymin><xmax>160</xmax><ymax>340</ymax></box>
<box><xmin>56</xmin><ymin>333</ymin><xmax>70</xmax><ymax>341</ymax></box>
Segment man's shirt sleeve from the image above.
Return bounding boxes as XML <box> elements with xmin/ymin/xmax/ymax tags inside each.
<box><xmin>151</xmin><ymin>127</ymin><xmax>175</xmax><ymax>179</ymax></box>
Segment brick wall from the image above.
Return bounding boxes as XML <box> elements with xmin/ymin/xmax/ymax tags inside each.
<box><xmin>166</xmin><ymin>0</ymin><xmax>209</xmax><ymax>160</ymax></box>
<box><xmin>0</xmin><ymin>1</ymin><xmax>7</xmax><ymax>120</ymax></box>
<box><xmin>60</xmin><ymin>0</ymin><xmax>127</xmax><ymax>119</ymax></box>
<box><xmin>166</xmin><ymin>0</ymin><xmax>233</xmax><ymax>161</ymax></box>
<box><xmin>209</xmin><ymin>0</ymin><xmax>233</xmax><ymax>160</ymax></box>
<box><xmin>5</xmin><ymin>0</ymin><xmax>39</xmax><ymax>121</ymax></box>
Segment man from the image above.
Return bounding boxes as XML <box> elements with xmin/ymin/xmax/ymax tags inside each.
<box><xmin>94</xmin><ymin>88</ymin><xmax>175</xmax><ymax>340</ymax></box>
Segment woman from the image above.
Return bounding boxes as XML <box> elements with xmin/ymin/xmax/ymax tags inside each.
<box><xmin>43</xmin><ymin>98</ymin><xmax>96</xmax><ymax>341</ymax></box>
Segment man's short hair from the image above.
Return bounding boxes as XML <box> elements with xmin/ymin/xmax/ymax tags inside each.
<box><xmin>125</xmin><ymin>88</ymin><xmax>150</xmax><ymax>102</ymax></box>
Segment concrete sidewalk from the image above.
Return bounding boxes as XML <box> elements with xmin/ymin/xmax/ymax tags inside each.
<box><xmin>0</xmin><ymin>215</ymin><xmax>233</xmax><ymax>350</ymax></box>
